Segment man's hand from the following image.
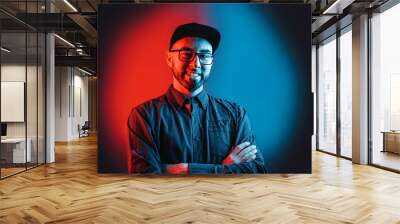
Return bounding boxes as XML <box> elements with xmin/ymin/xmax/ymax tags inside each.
<box><xmin>165</xmin><ymin>163</ymin><xmax>189</xmax><ymax>175</ymax></box>
<box><xmin>222</xmin><ymin>142</ymin><xmax>257</xmax><ymax>165</ymax></box>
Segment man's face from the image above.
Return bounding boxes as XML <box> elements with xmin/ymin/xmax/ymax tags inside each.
<box><xmin>167</xmin><ymin>37</ymin><xmax>213</xmax><ymax>92</ymax></box>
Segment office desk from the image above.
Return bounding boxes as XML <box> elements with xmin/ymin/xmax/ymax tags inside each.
<box><xmin>1</xmin><ymin>138</ymin><xmax>31</xmax><ymax>163</ymax></box>
<box><xmin>381</xmin><ymin>131</ymin><xmax>400</xmax><ymax>154</ymax></box>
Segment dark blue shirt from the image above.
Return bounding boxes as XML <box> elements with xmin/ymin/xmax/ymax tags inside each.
<box><xmin>128</xmin><ymin>86</ymin><xmax>267</xmax><ymax>174</ymax></box>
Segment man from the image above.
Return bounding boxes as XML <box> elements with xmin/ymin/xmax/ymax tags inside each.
<box><xmin>128</xmin><ymin>22</ymin><xmax>267</xmax><ymax>174</ymax></box>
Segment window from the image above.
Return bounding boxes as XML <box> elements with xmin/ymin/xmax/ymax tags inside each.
<box><xmin>371</xmin><ymin>2</ymin><xmax>400</xmax><ymax>171</ymax></box>
<box><xmin>339</xmin><ymin>28</ymin><xmax>352</xmax><ymax>158</ymax></box>
<box><xmin>317</xmin><ymin>36</ymin><xmax>337</xmax><ymax>154</ymax></box>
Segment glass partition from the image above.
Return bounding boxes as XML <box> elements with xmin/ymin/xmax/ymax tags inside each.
<box><xmin>339</xmin><ymin>28</ymin><xmax>352</xmax><ymax>158</ymax></box>
<box><xmin>0</xmin><ymin>1</ymin><xmax>46</xmax><ymax>179</ymax></box>
<box><xmin>1</xmin><ymin>30</ymin><xmax>28</xmax><ymax>177</ymax></box>
<box><xmin>317</xmin><ymin>36</ymin><xmax>337</xmax><ymax>154</ymax></box>
<box><xmin>38</xmin><ymin>32</ymin><xmax>45</xmax><ymax>165</ymax></box>
<box><xmin>27</xmin><ymin>30</ymin><xmax>38</xmax><ymax>169</ymax></box>
<box><xmin>371</xmin><ymin>3</ymin><xmax>400</xmax><ymax>171</ymax></box>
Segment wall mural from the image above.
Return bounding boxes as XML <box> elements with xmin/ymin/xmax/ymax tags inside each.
<box><xmin>98</xmin><ymin>3</ymin><xmax>312</xmax><ymax>174</ymax></box>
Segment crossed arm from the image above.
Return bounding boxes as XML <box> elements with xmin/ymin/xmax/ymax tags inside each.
<box><xmin>165</xmin><ymin>141</ymin><xmax>260</xmax><ymax>174</ymax></box>
<box><xmin>128</xmin><ymin>107</ymin><xmax>267</xmax><ymax>174</ymax></box>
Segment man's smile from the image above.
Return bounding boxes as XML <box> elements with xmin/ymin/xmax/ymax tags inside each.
<box><xmin>184</xmin><ymin>72</ymin><xmax>202</xmax><ymax>80</ymax></box>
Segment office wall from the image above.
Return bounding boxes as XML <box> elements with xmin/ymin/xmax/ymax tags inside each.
<box><xmin>55</xmin><ymin>67</ymin><xmax>69</xmax><ymax>141</ymax></box>
<box><xmin>88</xmin><ymin>77</ymin><xmax>97</xmax><ymax>131</ymax></box>
<box><xmin>55</xmin><ymin>67</ymin><xmax>89</xmax><ymax>141</ymax></box>
<box><xmin>73</xmin><ymin>72</ymin><xmax>89</xmax><ymax>138</ymax></box>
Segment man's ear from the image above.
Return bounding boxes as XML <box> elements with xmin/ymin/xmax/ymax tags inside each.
<box><xmin>166</xmin><ymin>51</ymin><xmax>172</xmax><ymax>68</ymax></box>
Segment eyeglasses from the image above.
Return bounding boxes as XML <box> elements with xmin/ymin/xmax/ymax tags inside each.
<box><xmin>170</xmin><ymin>49</ymin><xmax>214</xmax><ymax>65</ymax></box>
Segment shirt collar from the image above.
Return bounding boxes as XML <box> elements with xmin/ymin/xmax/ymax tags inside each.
<box><xmin>166</xmin><ymin>85</ymin><xmax>209</xmax><ymax>110</ymax></box>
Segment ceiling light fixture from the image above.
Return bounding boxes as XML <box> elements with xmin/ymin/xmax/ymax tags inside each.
<box><xmin>1</xmin><ymin>47</ymin><xmax>11</xmax><ymax>53</ymax></box>
<box><xmin>54</xmin><ymin>34</ymin><xmax>75</xmax><ymax>48</ymax></box>
<box><xmin>78</xmin><ymin>67</ymin><xmax>93</xmax><ymax>76</ymax></box>
<box><xmin>63</xmin><ymin>0</ymin><xmax>78</xmax><ymax>12</ymax></box>
<box><xmin>322</xmin><ymin>0</ymin><xmax>354</xmax><ymax>15</ymax></box>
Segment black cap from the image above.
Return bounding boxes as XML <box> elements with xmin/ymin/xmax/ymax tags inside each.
<box><xmin>169</xmin><ymin>23</ymin><xmax>221</xmax><ymax>52</ymax></box>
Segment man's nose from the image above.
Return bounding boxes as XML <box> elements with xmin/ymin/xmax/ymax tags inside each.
<box><xmin>189</xmin><ymin>55</ymin><xmax>201</xmax><ymax>68</ymax></box>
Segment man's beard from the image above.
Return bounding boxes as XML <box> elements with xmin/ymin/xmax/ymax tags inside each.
<box><xmin>174</xmin><ymin>71</ymin><xmax>204</xmax><ymax>91</ymax></box>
